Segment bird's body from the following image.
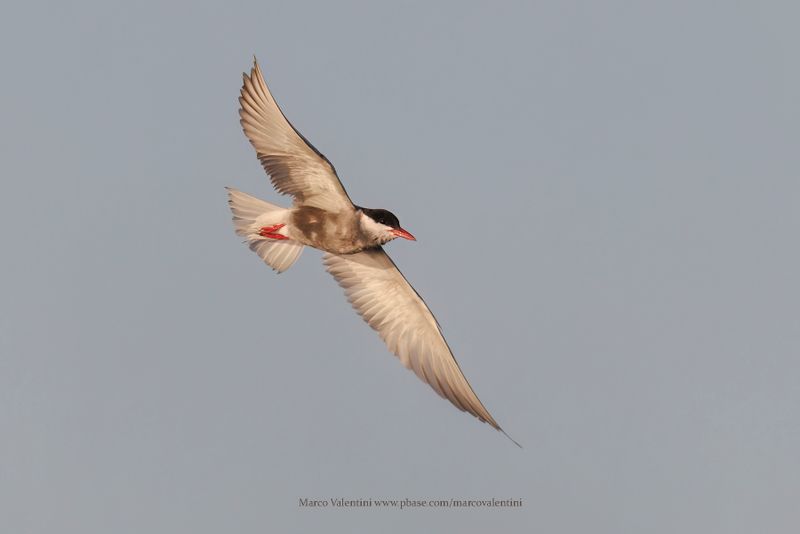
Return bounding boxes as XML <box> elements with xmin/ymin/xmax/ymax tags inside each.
<box><xmin>228</xmin><ymin>58</ymin><xmax>517</xmax><ymax>445</ymax></box>
<box><xmin>290</xmin><ymin>206</ymin><xmax>393</xmax><ymax>254</ymax></box>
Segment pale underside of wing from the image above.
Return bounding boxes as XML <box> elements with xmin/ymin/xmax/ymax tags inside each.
<box><xmin>239</xmin><ymin>59</ymin><xmax>353</xmax><ymax>211</ymax></box>
<box><xmin>323</xmin><ymin>248</ymin><xmax>502</xmax><ymax>430</ymax></box>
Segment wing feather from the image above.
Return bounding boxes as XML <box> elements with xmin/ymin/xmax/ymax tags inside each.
<box><xmin>323</xmin><ymin>248</ymin><xmax>504</xmax><ymax>431</ymax></box>
<box><xmin>239</xmin><ymin>59</ymin><xmax>353</xmax><ymax>211</ymax></box>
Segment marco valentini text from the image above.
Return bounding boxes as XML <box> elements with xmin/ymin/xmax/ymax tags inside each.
<box><xmin>298</xmin><ymin>498</ymin><xmax>523</xmax><ymax>510</ymax></box>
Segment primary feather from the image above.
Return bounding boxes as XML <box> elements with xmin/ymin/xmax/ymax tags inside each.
<box><xmin>239</xmin><ymin>59</ymin><xmax>353</xmax><ymax>211</ymax></box>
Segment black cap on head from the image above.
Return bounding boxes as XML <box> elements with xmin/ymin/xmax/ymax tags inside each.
<box><xmin>359</xmin><ymin>207</ymin><xmax>401</xmax><ymax>229</ymax></box>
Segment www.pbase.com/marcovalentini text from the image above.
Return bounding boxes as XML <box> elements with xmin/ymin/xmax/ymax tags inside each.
<box><xmin>298</xmin><ymin>498</ymin><xmax>523</xmax><ymax>510</ymax></box>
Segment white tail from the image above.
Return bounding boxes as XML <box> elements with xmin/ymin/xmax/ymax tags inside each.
<box><xmin>226</xmin><ymin>187</ymin><xmax>304</xmax><ymax>273</ymax></box>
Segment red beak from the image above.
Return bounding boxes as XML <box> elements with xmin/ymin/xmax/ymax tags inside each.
<box><xmin>392</xmin><ymin>227</ymin><xmax>416</xmax><ymax>241</ymax></box>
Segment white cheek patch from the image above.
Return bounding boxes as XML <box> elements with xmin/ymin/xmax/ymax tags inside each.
<box><xmin>360</xmin><ymin>213</ymin><xmax>394</xmax><ymax>241</ymax></box>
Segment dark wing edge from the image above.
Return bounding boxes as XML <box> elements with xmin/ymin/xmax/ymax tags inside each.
<box><xmin>323</xmin><ymin>248</ymin><xmax>521</xmax><ymax>447</ymax></box>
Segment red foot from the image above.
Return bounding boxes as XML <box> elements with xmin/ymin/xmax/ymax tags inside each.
<box><xmin>258</xmin><ymin>223</ymin><xmax>288</xmax><ymax>240</ymax></box>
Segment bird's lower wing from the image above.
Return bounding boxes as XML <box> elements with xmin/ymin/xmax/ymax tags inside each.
<box><xmin>323</xmin><ymin>248</ymin><xmax>502</xmax><ymax>430</ymax></box>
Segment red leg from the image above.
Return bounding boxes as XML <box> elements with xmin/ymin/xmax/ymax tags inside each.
<box><xmin>258</xmin><ymin>224</ymin><xmax>289</xmax><ymax>240</ymax></box>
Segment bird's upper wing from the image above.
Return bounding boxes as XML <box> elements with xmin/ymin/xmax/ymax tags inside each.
<box><xmin>323</xmin><ymin>248</ymin><xmax>504</xmax><ymax>431</ymax></box>
<box><xmin>239</xmin><ymin>59</ymin><xmax>353</xmax><ymax>211</ymax></box>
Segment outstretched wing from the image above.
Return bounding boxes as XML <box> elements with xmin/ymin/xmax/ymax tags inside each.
<box><xmin>323</xmin><ymin>248</ymin><xmax>507</xmax><ymax>433</ymax></box>
<box><xmin>239</xmin><ymin>59</ymin><xmax>353</xmax><ymax>211</ymax></box>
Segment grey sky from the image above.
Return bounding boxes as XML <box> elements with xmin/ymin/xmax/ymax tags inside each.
<box><xmin>2</xmin><ymin>1</ymin><xmax>799</xmax><ymax>533</ymax></box>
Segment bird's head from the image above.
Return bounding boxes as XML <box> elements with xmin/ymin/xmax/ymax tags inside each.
<box><xmin>358</xmin><ymin>207</ymin><xmax>416</xmax><ymax>245</ymax></box>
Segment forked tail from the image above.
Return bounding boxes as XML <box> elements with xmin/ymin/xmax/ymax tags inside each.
<box><xmin>226</xmin><ymin>187</ymin><xmax>303</xmax><ymax>273</ymax></box>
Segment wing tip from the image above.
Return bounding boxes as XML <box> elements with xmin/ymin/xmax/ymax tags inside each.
<box><xmin>251</xmin><ymin>55</ymin><xmax>263</xmax><ymax>81</ymax></box>
<box><xmin>481</xmin><ymin>411</ymin><xmax>522</xmax><ymax>448</ymax></box>
<box><xmin>497</xmin><ymin>427</ymin><xmax>523</xmax><ymax>448</ymax></box>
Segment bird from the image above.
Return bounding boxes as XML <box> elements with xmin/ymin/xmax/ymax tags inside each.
<box><xmin>227</xmin><ymin>58</ymin><xmax>518</xmax><ymax>446</ymax></box>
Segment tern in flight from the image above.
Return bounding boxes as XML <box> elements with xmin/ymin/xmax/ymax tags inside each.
<box><xmin>228</xmin><ymin>58</ymin><xmax>518</xmax><ymax>445</ymax></box>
